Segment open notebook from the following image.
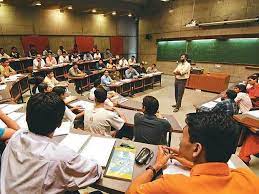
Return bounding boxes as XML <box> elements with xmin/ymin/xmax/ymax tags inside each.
<box><xmin>59</xmin><ymin>134</ymin><xmax>116</xmax><ymax>167</ymax></box>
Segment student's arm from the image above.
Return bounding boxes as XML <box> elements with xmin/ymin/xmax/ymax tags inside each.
<box><xmin>0</xmin><ymin>128</ymin><xmax>16</xmax><ymax>141</ymax></box>
<box><xmin>126</xmin><ymin>146</ymin><xmax>171</xmax><ymax>194</ymax></box>
<box><xmin>0</xmin><ymin>110</ymin><xmax>20</xmax><ymax>130</ymax></box>
<box><xmin>134</xmin><ymin>69</ymin><xmax>140</xmax><ymax>76</ymax></box>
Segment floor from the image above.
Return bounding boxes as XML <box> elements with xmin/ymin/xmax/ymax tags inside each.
<box><xmin>22</xmin><ymin>74</ymin><xmax>259</xmax><ymax>193</ymax></box>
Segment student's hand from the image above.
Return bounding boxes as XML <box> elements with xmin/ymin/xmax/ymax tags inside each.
<box><xmin>153</xmin><ymin>145</ymin><xmax>172</xmax><ymax>171</ymax></box>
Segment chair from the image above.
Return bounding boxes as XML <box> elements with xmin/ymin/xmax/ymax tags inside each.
<box><xmin>10</xmin><ymin>81</ymin><xmax>22</xmax><ymax>103</ymax></box>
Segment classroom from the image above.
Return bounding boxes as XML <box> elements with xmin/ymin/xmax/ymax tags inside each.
<box><xmin>0</xmin><ymin>0</ymin><xmax>258</xmax><ymax>193</ymax></box>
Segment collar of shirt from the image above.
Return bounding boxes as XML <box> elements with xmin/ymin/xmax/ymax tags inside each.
<box><xmin>191</xmin><ymin>163</ymin><xmax>230</xmax><ymax>177</ymax></box>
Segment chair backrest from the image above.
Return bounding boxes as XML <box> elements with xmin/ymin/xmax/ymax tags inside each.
<box><xmin>10</xmin><ymin>81</ymin><xmax>21</xmax><ymax>102</ymax></box>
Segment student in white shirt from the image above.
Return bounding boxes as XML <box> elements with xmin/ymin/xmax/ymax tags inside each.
<box><xmin>84</xmin><ymin>52</ymin><xmax>93</xmax><ymax>61</ymax></box>
<box><xmin>43</xmin><ymin>70</ymin><xmax>60</xmax><ymax>88</ymax></box>
<box><xmin>234</xmin><ymin>84</ymin><xmax>253</xmax><ymax>113</ymax></box>
<box><xmin>128</xmin><ymin>56</ymin><xmax>136</xmax><ymax>66</ymax></box>
<box><xmin>45</xmin><ymin>52</ymin><xmax>57</xmax><ymax>66</ymax></box>
<box><xmin>58</xmin><ymin>51</ymin><xmax>70</xmax><ymax>63</ymax></box>
<box><xmin>93</xmin><ymin>50</ymin><xmax>102</xmax><ymax>60</ymax></box>
<box><xmin>57</xmin><ymin>46</ymin><xmax>66</xmax><ymax>56</ymax></box>
<box><xmin>1</xmin><ymin>92</ymin><xmax>102</xmax><ymax>194</ymax></box>
<box><xmin>119</xmin><ymin>57</ymin><xmax>129</xmax><ymax>67</ymax></box>
<box><xmin>71</xmin><ymin>52</ymin><xmax>81</xmax><ymax>62</ymax></box>
<box><xmin>84</xmin><ymin>88</ymin><xmax>132</xmax><ymax>138</ymax></box>
<box><xmin>33</xmin><ymin>54</ymin><xmax>46</xmax><ymax>69</ymax></box>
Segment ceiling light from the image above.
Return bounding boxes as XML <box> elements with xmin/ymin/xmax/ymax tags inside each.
<box><xmin>67</xmin><ymin>5</ymin><xmax>72</xmax><ymax>10</ymax></box>
<box><xmin>0</xmin><ymin>0</ymin><xmax>4</xmax><ymax>2</ymax></box>
<box><xmin>128</xmin><ymin>13</ymin><xmax>132</xmax><ymax>17</ymax></box>
<box><xmin>92</xmin><ymin>9</ymin><xmax>96</xmax><ymax>13</ymax></box>
<box><xmin>161</xmin><ymin>0</ymin><xmax>170</xmax><ymax>2</ymax></box>
<box><xmin>169</xmin><ymin>9</ymin><xmax>174</xmax><ymax>13</ymax></box>
<box><xmin>112</xmin><ymin>11</ymin><xmax>116</xmax><ymax>15</ymax></box>
<box><xmin>35</xmin><ymin>1</ymin><xmax>41</xmax><ymax>6</ymax></box>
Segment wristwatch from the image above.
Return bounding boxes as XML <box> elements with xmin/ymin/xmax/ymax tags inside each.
<box><xmin>146</xmin><ymin>165</ymin><xmax>157</xmax><ymax>177</ymax></box>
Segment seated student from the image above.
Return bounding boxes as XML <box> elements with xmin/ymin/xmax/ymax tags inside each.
<box><xmin>37</xmin><ymin>83</ymin><xmax>52</xmax><ymax>93</ymax></box>
<box><xmin>127</xmin><ymin>112</ymin><xmax>259</xmax><ymax>194</ymax></box>
<box><xmin>128</xmin><ymin>56</ymin><xmax>136</xmax><ymax>66</ymax></box>
<box><xmin>84</xmin><ymin>52</ymin><xmax>94</xmax><ymax>61</ymax></box>
<box><xmin>247</xmin><ymin>75</ymin><xmax>259</xmax><ymax>107</ymax></box>
<box><xmin>0</xmin><ymin>58</ymin><xmax>16</xmax><ymax>77</ymax></box>
<box><xmin>10</xmin><ymin>46</ymin><xmax>20</xmax><ymax>59</ymax></box>
<box><xmin>28</xmin><ymin>44</ymin><xmax>38</xmax><ymax>57</ymax></box>
<box><xmin>57</xmin><ymin>45</ymin><xmax>66</xmax><ymax>56</ymax></box>
<box><xmin>95</xmin><ymin>59</ymin><xmax>106</xmax><ymax>70</ymax></box>
<box><xmin>110</xmin><ymin>66</ymin><xmax>121</xmax><ymax>81</ymax></box>
<box><xmin>0</xmin><ymin>48</ymin><xmax>10</xmax><ymax>59</ymax></box>
<box><xmin>69</xmin><ymin>63</ymin><xmax>85</xmax><ymax>77</ymax></box>
<box><xmin>134</xmin><ymin>96</ymin><xmax>171</xmax><ymax>145</ymax></box>
<box><xmin>106</xmin><ymin>58</ymin><xmax>115</xmax><ymax>69</ymax></box>
<box><xmin>89</xmin><ymin>79</ymin><xmax>114</xmax><ymax>107</ymax></box>
<box><xmin>93</xmin><ymin>49</ymin><xmax>102</xmax><ymax>60</ymax></box>
<box><xmin>137</xmin><ymin>62</ymin><xmax>146</xmax><ymax>74</ymax></box>
<box><xmin>45</xmin><ymin>52</ymin><xmax>57</xmax><ymax>66</ymax></box>
<box><xmin>104</xmin><ymin>48</ymin><xmax>113</xmax><ymax>59</ymax></box>
<box><xmin>146</xmin><ymin>63</ymin><xmax>158</xmax><ymax>73</ymax></box>
<box><xmin>71</xmin><ymin>52</ymin><xmax>81</xmax><ymax>62</ymax></box>
<box><xmin>212</xmin><ymin>89</ymin><xmax>239</xmax><ymax>116</ymax></box>
<box><xmin>119</xmin><ymin>57</ymin><xmax>129</xmax><ymax>67</ymax></box>
<box><xmin>52</xmin><ymin>86</ymin><xmax>84</xmax><ymax>122</ymax></box>
<box><xmin>42</xmin><ymin>46</ymin><xmax>52</xmax><ymax>56</ymax></box>
<box><xmin>44</xmin><ymin>70</ymin><xmax>60</xmax><ymax>88</ymax></box>
<box><xmin>101</xmin><ymin>70</ymin><xmax>113</xmax><ymax>89</ymax></box>
<box><xmin>58</xmin><ymin>51</ymin><xmax>70</xmax><ymax>63</ymax></box>
<box><xmin>32</xmin><ymin>76</ymin><xmax>45</xmax><ymax>94</ymax></box>
<box><xmin>84</xmin><ymin>88</ymin><xmax>129</xmax><ymax>138</ymax></box>
<box><xmin>33</xmin><ymin>54</ymin><xmax>46</xmax><ymax>69</ymax></box>
<box><xmin>0</xmin><ymin>93</ymin><xmax>102</xmax><ymax>194</ymax></box>
<box><xmin>234</xmin><ymin>84</ymin><xmax>253</xmax><ymax>113</ymax></box>
<box><xmin>125</xmin><ymin>65</ymin><xmax>139</xmax><ymax>79</ymax></box>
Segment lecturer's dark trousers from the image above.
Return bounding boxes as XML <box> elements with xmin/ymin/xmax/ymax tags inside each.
<box><xmin>174</xmin><ymin>78</ymin><xmax>187</xmax><ymax>109</ymax></box>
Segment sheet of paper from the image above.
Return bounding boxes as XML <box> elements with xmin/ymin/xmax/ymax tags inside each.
<box><xmin>201</xmin><ymin>101</ymin><xmax>217</xmax><ymax>109</ymax></box>
<box><xmin>0</xmin><ymin>104</ymin><xmax>8</xmax><ymax>109</ymax></box>
<box><xmin>59</xmin><ymin>133</ymin><xmax>90</xmax><ymax>153</ymax></box>
<box><xmin>16</xmin><ymin>115</ymin><xmax>28</xmax><ymax>129</ymax></box>
<box><xmin>247</xmin><ymin>110</ymin><xmax>259</xmax><ymax>119</ymax></box>
<box><xmin>80</xmin><ymin>137</ymin><xmax>116</xmax><ymax>167</ymax></box>
<box><xmin>8</xmin><ymin>112</ymin><xmax>25</xmax><ymax>121</ymax></box>
<box><xmin>1</xmin><ymin>104</ymin><xmax>23</xmax><ymax>115</ymax></box>
<box><xmin>0</xmin><ymin>85</ymin><xmax>7</xmax><ymax>91</ymax></box>
<box><xmin>163</xmin><ymin>159</ymin><xmax>236</xmax><ymax>176</ymax></box>
<box><xmin>64</xmin><ymin>107</ymin><xmax>76</xmax><ymax>122</ymax></box>
<box><xmin>214</xmin><ymin>97</ymin><xmax>222</xmax><ymax>102</ymax></box>
<box><xmin>5</xmin><ymin>75</ymin><xmax>18</xmax><ymax>82</ymax></box>
<box><xmin>70</xmin><ymin>100</ymin><xmax>94</xmax><ymax>110</ymax></box>
<box><xmin>53</xmin><ymin>122</ymin><xmax>72</xmax><ymax>137</ymax></box>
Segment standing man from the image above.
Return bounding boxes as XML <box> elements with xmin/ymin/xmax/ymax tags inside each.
<box><xmin>172</xmin><ymin>53</ymin><xmax>191</xmax><ymax>112</ymax></box>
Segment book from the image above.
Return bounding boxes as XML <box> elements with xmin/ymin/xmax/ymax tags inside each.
<box><xmin>105</xmin><ymin>146</ymin><xmax>136</xmax><ymax>181</ymax></box>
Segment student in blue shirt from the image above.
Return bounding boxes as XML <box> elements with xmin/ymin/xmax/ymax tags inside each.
<box><xmin>101</xmin><ymin>70</ymin><xmax>113</xmax><ymax>91</ymax></box>
<box><xmin>125</xmin><ymin>65</ymin><xmax>139</xmax><ymax>79</ymax></box>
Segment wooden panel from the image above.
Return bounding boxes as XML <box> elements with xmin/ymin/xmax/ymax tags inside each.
<box><xmin>123</xmin><ymin>36</ymin><xmax>137</xmax><ymax>58</ymax></box>
<box><xmin>0</xmin><ymin>36</ymin><xmax>24</xmax><ymax>56</ymax></box>
<box><xmin>48</xmin><ymin>36</ymin><xmax>75</xmax><ymax>54</ymax></box>
<box><xmin>94</xmin><ymin>37</ymin><xmax>110</xmax><ymax>52</ymax></box>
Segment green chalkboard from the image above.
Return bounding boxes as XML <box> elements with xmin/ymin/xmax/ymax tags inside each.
<box><xmin>157</xmin><ymin>38</ymin><xmax>259</xmax><ymax>65</ymax></box>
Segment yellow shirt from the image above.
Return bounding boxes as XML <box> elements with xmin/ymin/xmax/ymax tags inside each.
<box><xmin>44</xmin><ymin>76</ymin><xmax>59</xmax><ymax>88</ymax></box>
<box><xmin>173</xmin><ymin>61</ymin><xmax>191</xmax><ymax>79</ymax></box>
<box><xmin>129</xmin><ymin>163</ymin><xmax>259</xmax><ymax>194</ymax></box>
<box><xmin>0</xmin><ymin>65</ymin><xmax>16</xmax><ymax>77</ymax></box>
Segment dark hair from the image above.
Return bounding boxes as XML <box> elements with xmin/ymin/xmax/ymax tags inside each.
<box><xmin>52</xmin><ymin>86</ymin><xmax>66</xmax><ymax>97</ymax></box>
<box><xmin>32</xmin><ymin>76</ymin><xmax>45</xmax><ymax>94</ymax></box>
<box><xmin>104</xmin><ymin>70</ymin><xmax>109</xmax><ymax>73</ymax></box>
<box><xmin>94</xmin><ymin>88</ymin><xmax>107</xmax><ymax>103</ymax></box>
<box><xmin>131</xmin><ymin>56</ymin><xmax>135</xmax><ymax>58</ymax></box>
<box><xmin>26</xmin><ymin>93</ymin><xmax>65</xmax><ymax>136</ymax></box>
<box><xmin>143</xmin><ymin>96</ymin><xmax>159</xmax><ymax>115</ymax></box>
<box><xmin>11</xmin><ymin>46</ymin><xmax>16</xmax><ymax>50</ymax></box>
<box><xmin>62</xmin><ymin>51</ymin><xmax>66</xmax><ymax>54</ymax></box>
<box><xmin>248</xmin><ymin>75</ymin><xmax>258</xmax><ymax>82</ymax></box>
<box><xmin>94</xmin><ymin>79</ymin><xmax>101</xmax><ymax>87</ymax></box>
<box><xmin>1</xmin><ymin>58</ymin><xmax>8</xmax><ymax>63</ymax></box>
<box><xmin>152</xmin><ymin>64</ymin><xmax>156</xmax><ymax>67</ymax></box>
<box><xmin>226</xmin><ymin>89</ymin><xmax>237</xmax><ymax>100</ymax></box>
<box><xmin>59</xmin><ymin>46</ymin><xmax>64</xmax><ymax>49</ymax></box>
<box><xmin>180</xmin><ymin>53</ymin><xmax>188</xmax><ymax>59</ymax></box>
<box><xmin>235</xmin><ymin>84</ymin><xmax>247</xmax><ymax>93</ymax></box>
<box><xmin>38</xmin><ymin>83</ymin><xmax>48</xmax><ymax>93</ymax></box>
<box><xmin>0</xmin><ymin>48</ymin><xmax>3</xmax><ymax>50</ymax></box>
<box><xmin>46</xmin><ymin>69</ymin><xmax>54</xmax><ymax>75</ymax></box>
<box><xmin>99</xmin><ymin>59</ymin><xmax>103</xmax><ymax>62</ymax></box>
<box><xmin>186</xmin><ymin>112</ymin><xmax>239</xmax><ymax>162</ymax></box>
<box><xmin>72</xmin><ymin>62</ymin><xmax>77</xmax><ymax>66</ymax></box>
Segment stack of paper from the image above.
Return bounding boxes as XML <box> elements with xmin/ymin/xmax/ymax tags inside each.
<box><xmin>201</xmin><ymin>101</ymin><xmax>217</xmax><ymax>109</ymax></box>
<box><xmin>1</xmin><ymin>104</ymin><xmax>23</xmax><ymax>115</ymax></box>
<box><xmin>247</xmin><ymin>110</ymin><xmax>259</xmax><ymax>119</ymax></box>
<box><xmin>59</xmin><ymin>133</ymin><xmax>90</xmax><ymax>153</ymax></box>
<box><xmin>80</xmin><ymin>137</ymin><xmax>116</xmax><ymax>167</ymax></box>
<box><xmin>53</xmin><ymin>122</ymin><xmax>72</xmax><ymax>137</ymax></box>
<box><xmin>70</xmin><ymin>100</ymin><xmax>94</xmax><ymax>110</ymax></box>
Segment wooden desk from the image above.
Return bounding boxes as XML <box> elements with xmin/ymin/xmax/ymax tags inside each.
<box><xmin>118</xmin><ymin>99</ymin><xmax>143</xmax><ymax>111</ymax></box>
<box><xmin>233</xmin><ymin>114</ymin><xmax>259</xmax><ymax>133</ymax></box>
<box><xmin>54</xmin><ymin>129</ymin><xmax>247</xmax><ymax>194</ymax></box>
<box><xmin>186</xmin><ymin>73</ymin><xmax>230</xmax><ymax>93</ymax></box>
<box><xmin>9</xmin><ymin>57</ymin><xmax>33</xmax><ymax>73</ymax></box>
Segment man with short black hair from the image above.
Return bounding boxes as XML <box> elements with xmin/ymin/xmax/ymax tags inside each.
<box><xmin>95</xmin><ymin>59</ymin><xmax>106</xmax><ymax>70</ymax></box>
<box><xmin>128</xmin><ymin>55</ymin><xmax>136</xmax><ymax>66</ymax></box>
<box><xmin>125</xmin><ymin>65</ymin><xmax>139</xmax><ymax>79</ymax></box>
<box><xmin>134</xmin><ymin>96</ymin><xmax>171</xmax><ymax>145</ymax></box>
<box><xmin>0</xmin><ymin>58</ymin><xmax>16</xmax><ymax>77</ymax></box>
<box><xmin>212</xmin><ymin>89</ymin><xmax>239</xmax><ymax>116</ymax></box>
<box><xmin>127</xmin><ymin>112</ymin><xmax>259</xmax><ymax>194</ymax></box>
<box><xmin>1</xmin><ymin>93</ymin><xmax>102</xmax><ymax>194</ymax></box>
<box><xmin>172</xmin><ymin>53</ymin><xmax>191</xmax><ymax>112</ymax></box>
<box><xmin>10</xmin><ymin>46</ymin><xmax>20</xmax><ymax>59</ymax></box>
<box><xmin>44</xmin><ymin>69</ymin><xmax>59</xmax><ymax>88</ymax></box>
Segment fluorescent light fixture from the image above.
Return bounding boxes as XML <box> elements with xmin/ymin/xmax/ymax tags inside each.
<box><xmin>128</xmin><ymin>13</ymin><xmax>132</xmax><ymax>17</ymax></box>
<box><xmin>161</xmin><ymin>0</ymin><xmax>170</xmax><ymax>2</ymax></box>
<box><xmin>67</xmin><ymin>5</ymin><xmax>72</xmax><ymax>10</ymax></box>
<box><xmin>199</xmin><ymin>18</ymin><xmax>259</xmax><ymax>27</ymax></box>
<box><xmin>92</xmin><ymin>9</ymin><xmax>96</xmax><ymax>13</ymax></box>
<box><xmin>0</xmin><ymin>0</ymin><xmax>4</xmax><ymax>2</ymax></box>
<box><xmin>112</xmin><ymin>11</ymin><xmax>116</xmax><ymax>15</ymax></box>
<box><xmin>35</xmin><ymin>1</ymin><xmax>41</xmax><ymax>6</ymax></box>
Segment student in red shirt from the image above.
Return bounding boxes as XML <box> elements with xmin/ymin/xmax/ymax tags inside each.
<box><xmin>247</xmin><ymin>75</ymin><xmax>259</xmax><ymax>107</ymax></box>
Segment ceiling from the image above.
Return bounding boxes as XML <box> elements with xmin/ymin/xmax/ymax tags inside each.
<box><xmin>2</xmin><ymin>0</ymin><xmax>174</xmax><ymax>17</ymax></box>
